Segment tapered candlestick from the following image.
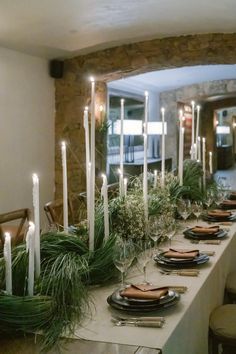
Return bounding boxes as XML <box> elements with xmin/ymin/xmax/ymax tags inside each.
<box><xmin>120</xmin><ymin>99</ymin><xmax>125</xmax><ymax>197</ymax></box>
<box><xmin>191</xmin><ymin>101</ymin><xmax>195</xmax><ymax>160</ymax></box>
<box><xmin>61</xmin><ymin>142</ymin><xmax>68</xmax><ymax>231</ymax></box>
<box><xmin>178</xmin><ymin>110</ymin><xmax>183</xmax><ymax>185</ymax></box>
<box><xmin>202</xmin><ymin>137</ymin><xmax>206</xmax><ymax>190</ymax></box>
<box><xmin>32</xmin><ymin>173</ymin><xmax>40</xmax><ymax>278</ymax></box>
<box><xmin>26</xmin><ymin>222</ymin><xmax>35</xmax><ymax>296</ymax></box>
<box><xmin>124</xmin><ymin>178</ymin><xmax>128</xmax><ymax>197</ymax></box>
<box><xmin>89</xmin><ymin>77</ymin><xmax>95</xmax><ymax>251</ymax></box>
<box><xmin>101</xmin><ymin>174</ymin><xmax>109</xmax><ymax>241</ymax></box>
<box><xmin>4</xmin><ymin>233</ymin><xmax>12</xmax><ymax>295</ymax></box>
<box><xmin>83</xmin><ymin>106</ymin><xmax>90</xmax><ymax>227</ymax></box>
<box><xmin>143</xmin><ymin>91</ymin><xmax>149</xmax><ymax>225</ymax></box>
<box><xmin>179</xmin><ymin>128</ymin><xmax>185</xmax><ymax>186</ymax></box>
<box><xmin>209</xmin><ymin>151</ymin><xmax>213</xmax><ymax>174</ymax></box>
<box><xmin>195</xmin><ymin>105</ymin><xmax>200</xmax><ymax>157</ymax></box>
<box><xmin>161</xmin><ymin>107</ymin><xmax>166</xmax><ymax>187</ymax></box>
<box><xmin>153</xmin><ymin>170</ymin><xmax>157</xmax><ymax>188</ymax></box>
<box><xmin>197</xmin><ymin>136</ymin><xmax>201</xmax><ymax>162</ymax></box>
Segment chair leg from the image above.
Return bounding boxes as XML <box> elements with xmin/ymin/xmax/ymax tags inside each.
<box><xmin>211</xmin><ymin>336</ymin><xmax>219</xmax><ymax>354</ymax></box>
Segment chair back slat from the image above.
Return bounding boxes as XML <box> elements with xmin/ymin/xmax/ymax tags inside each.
<box><xmin>0</xmin><ymin>208</ymin><xmax>31</xmax><ymax>245</ymax></box>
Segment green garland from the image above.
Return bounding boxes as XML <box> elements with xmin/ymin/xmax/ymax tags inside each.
<box><xmin>0</xmin><ymin>164</ymin><xmax>218</xmax><ymax>351</ymax></box>
<box><xmin>0</xmin><ymin>230</ymin><xmax>118</xmax><ymax>351</ymax></box>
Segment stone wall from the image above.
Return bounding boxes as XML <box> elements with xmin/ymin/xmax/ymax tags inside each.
<box><xmin>55</xmin><ymin>33</ymin><xmax>236</xmax><ymax>198</ymax></box>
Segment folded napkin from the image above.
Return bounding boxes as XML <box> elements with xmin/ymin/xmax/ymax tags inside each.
<box><xmin>164</xmin><ymin>248</ymin><xmax>199</xmax><ymax>259</ymax></box>
<box><xmin>120</xmin><ymin>284</ymin><xmax>168</xmax><ymax>300</ymax></box>
<box><xmin>208</xmin><ymin>209</ymin><xmax>231</xmax><ymax>218</ymax></box>
<box><xmin>230</xmin><ymin>192</ymin><xmax>236</xmax><ymax>200</ymax></box>
<box><xmin>222</xmin><ymin>200</ymin><xmax>236</xmax><ymax>206</ymax></box>
<box><xmin>191</xmin><ymin>226</ymin><xmax>220</xmax><ymax>234</ymax></box>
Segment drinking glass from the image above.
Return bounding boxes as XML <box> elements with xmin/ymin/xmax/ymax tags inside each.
<box><xmin>113</xmin><ymin>238</ymin><xmax>135</xmax><ymax>288</ymax></box>
<box><xmin>136</xmin><ymin>239</ymin><xmax>152</xmax><ymax>284</ymax></box>
<box><xmin>191</xmin><ymin>201</ymin><xmax>203</xmax><ymax>222</ymax></box>
<box><xmin>164</xmin><ymin>220</ymin><xmax>177</xmax><ymax>247</ymax></box>
<box><xmin>177</xmin><ymin>199</ymin><xmax>191</xmax><ymax>223</ymax></box>
<box><xmin>148</xmin><ymin>215</ymin><xmax>164</xmax><ymax>256</ymax></box>
<box><xmin>204</xmin><ymin>190</ymin><xmax>214</xmax><ymax>209</ymax></box>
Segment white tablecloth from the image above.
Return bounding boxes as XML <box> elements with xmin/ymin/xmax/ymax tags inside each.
<box><xmin>74</xmin><ymin>221</ymin><xmax>236</xmax><ymax>354</ymax></box>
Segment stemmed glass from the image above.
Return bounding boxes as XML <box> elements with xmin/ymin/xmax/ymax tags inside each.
<box><xmin>191</xmin><ymin>201</ymin><xmax>203</xmax><ymax>222</ymax></box>
<box><xmin>113</xmin><ymin>238</ymin><xmax>135</xmax><ymax>288</ymax></box>
<box><xmin>177</xmin><ymin>199</ymin><xmax>192</xmax><ymax>223</ymax></box>
<box><xmin>204</xmin><ymin>190</ymin><xmax>214</xmax><ymax>209</ymax></box>
<box><xmin>136</xmin><ymin>239</ymin><xmax>152</xmax><ymax>284</ymax></box>
<box><xmin>148</xmin><ymin>215</ymin><xmax>164</xmax><ymax>256</ymax></box>
<box><xmin>164</xmin><ymin>219</ymin><xmax>177</xmax><ymax>247</ymax></box>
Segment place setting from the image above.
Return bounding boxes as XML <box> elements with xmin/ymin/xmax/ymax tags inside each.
<box><xmin>154</xmin><ymin>248</ymin><xmax>210</xmax><ymax>269</ymax></box>
<box><xmin>183</xmin><ymin>224</ymin><xmax>228</xmax><ymax>241</ymax></box>
<box><xmin>202</xmin><ymin>209</ymin><xmax>236</xmax><ymax>222</ymax></box>
<box><xmin>107</xmin><ymin>238</ymin><xmax>182</xmax><ymax>322</ymax></box>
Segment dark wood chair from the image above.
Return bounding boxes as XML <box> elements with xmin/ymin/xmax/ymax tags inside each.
<box><xmin>44</xmin><ymin>197</ymin><xmax>75</xmax><ymax>229</ymax></box>
<box><xmin>0</xmin><ymin>208</ymin><xmax>31</xmax><ymax>246</ymax></box>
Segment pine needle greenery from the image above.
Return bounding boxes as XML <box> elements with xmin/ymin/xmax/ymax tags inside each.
<box><xmin>0</xmin><ymin>228</ymin><xmax>118</xmax><ymax>351</ymax></box>
<box><xmin>0</xmin><ymin>160</ymin><xmax>218</xmax><ymax>351</ymax></box>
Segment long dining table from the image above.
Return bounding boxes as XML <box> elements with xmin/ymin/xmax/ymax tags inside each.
<box><xmin>72</xmin><ymin>219</ymin><xmax>236</xmax><ymax>354</ymax></box>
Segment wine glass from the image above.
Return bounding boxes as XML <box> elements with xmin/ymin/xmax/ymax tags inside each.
<box><xmin>113</xmin><ymin>238</ymin><xmax>135</xmax><ymax>288</ymax></box>
<box><xmin>148</xmin><ymin>215</ymin><xmax>164</xmax><ymax>256</ymax></box>
<box><xmin>136</xmin><ymin>239</ymin><xmax>152</xmax><ymax>284</ymax></box>
<box><xmin>164</xmin><ymin>219</ymin><xmax>177</xmax><ymax>247</ymax></box>
<box><xmin>177</xmin><ymin>199</ymin><xmax>191</xmax><ymax>223</ymax></box>
<box><xmin>204</xmin><ymin>190</ymin><xmax>214</xmax><ymax>209</ymax></box>
<box><xmin>191</xmin><ymin>201</ymin><xmax>203</xmax><ymax>222</ymax></box>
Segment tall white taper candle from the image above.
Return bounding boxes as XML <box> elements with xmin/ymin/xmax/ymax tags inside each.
<box><xmin>195</xmin><ymin>105</ymin><xmax>200</xmax><ymax>157</ymax></box>
<box><xmin>153</xmin><ymin>170</ymin><xmax>157</xmax><ymax>188</ymax></box>
<box><xmin>4</xmin><ymin>232</ymin><xmax>12</xmax><ymax>295</ymax></box>
<box><xmin>61</xmin><ymin>142</ymin><xmax>68</xmax><ymax>230</ymax></box>
<box><xmin>143</xmin><ymin>91</ymin><xmax>149</xmax><ymax>225</ymax></box>
<box><xmin>101</xmin><ymin>174</ymin><xmax>109</xmax><ymax>241</ymax></box>
<box><xmin>197</xmin><ymin>136</ymin><xmax>201</xmax><ymax>162</ymax></box>
<box><xmin>178</xmin><ymin>110</ymin><xmax>183</xmax><ymax>185</ymax></box>
<box><xmin>161</xmin><ymin>107</ymin><xmax>165</xmax><ymax>187</ymax></box>
<box><xmin>209</xmin><ymin>151</ymin><xmax>213</xmax><ymax>174</ymax></box>
<box><xmin>32</xmin><ymin>173</ymin><xmax>40</xmax><ymax>278</ymax></box>
<box><xmin>83</xmin><ymin>106</ymin><xmax>91</xmax><ymax>227</ymax></box>
<box><xmin>119</xmin><ymin>99</ymin><xmax>125</xmax><ymax>197</ymax></box>
<box><xmin>26</xmin><ymin>222</ymin><xmax>35</xmax><ymax>296</ymax></box>
<box><xmin>179</xmin><ymin>128</ymin><xmax>185</xmax><ymax>186</ymax></box>
<box><xmin>202</xmin><ymin>137</ymin><xmax>206</xmax><ymax>190</ymax></box>
<box><xmin>191</xmin><ymin>101</ymin><xmax>195</xmax><ymax>160</ymax></box>
<box><xmin>124</xmin><ymin>178</ymin><xmax>128</xmax><ymax>197</ymax></box>
<box><xmin>89</xmin><ymin>77</ymin><xmax>95</xmax><ymax>251</ymax></box>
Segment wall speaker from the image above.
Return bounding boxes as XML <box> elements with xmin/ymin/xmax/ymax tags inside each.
<box><xmin>49</xmin><ymin>60</ymin><xmax>64</xmax><ymax>79</ymax></box>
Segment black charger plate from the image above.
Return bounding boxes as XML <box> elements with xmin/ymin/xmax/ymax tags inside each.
<box><xmin>154</xmin><ymin>252</ymin><xmax>209</xmax><ymax>268</ymax></box>
<box><xmin>107</xmin><ymin>289</ymin><xmax>180</xmax><ymax>312</ymax></box>
<box><xmin>183</xmin><ymin>228</ymin><xmax>227</xmax><ymax>240</ymax></box>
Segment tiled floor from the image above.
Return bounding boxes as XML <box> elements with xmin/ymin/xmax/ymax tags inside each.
<box><xmin>214</xmin><ymin>164</ymin><xmax>236</xmax><ymax>190</ymax></box>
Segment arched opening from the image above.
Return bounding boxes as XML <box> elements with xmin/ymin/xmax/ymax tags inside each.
<box><xmin>105</xmin><ymin>64</ymin><xmax>236</xmax><ymax>184</ymax></box>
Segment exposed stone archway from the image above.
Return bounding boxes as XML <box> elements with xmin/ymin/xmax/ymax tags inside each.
<box><xmin>55</xmin><ymin>33</ymin><xmax>236</xmax><ymax>197</ymax></box>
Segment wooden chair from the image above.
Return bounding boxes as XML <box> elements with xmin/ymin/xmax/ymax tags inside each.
<box><xmin>0</xmin><ymin>208</ymin><xmax>31</xmax><ymax>246</ymax></box>
<box><xmin>44</xmin><ymin>198</ymin><xmax>75</xmax><ymax>229</ymax></box>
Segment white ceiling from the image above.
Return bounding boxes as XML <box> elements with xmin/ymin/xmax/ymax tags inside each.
<box><xmin>2</xmin><ymin>0</ymin><xmax>236</xmax><ymax>58</ymax></box>
<box><xmin>108</xmin><ymin>65</ymin><xmax>236</xmax><ymax>94</ymax></box>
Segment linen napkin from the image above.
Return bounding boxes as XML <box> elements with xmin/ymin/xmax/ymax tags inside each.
<box><xmin>191</xmin><ymin>226</ymin><xmax>220</xmax><ymax>234</ymax></box>
<box><xmin>120</xmin><ymin>284</ymin><xmax>168</xmax><ymax>300</ymax></box>
<box><xmin>163</xmin><ymin>248</ymin><xmax>199</xmax><ymax>259</ymax></box>
<box><xmin>221</xmin><ymin>200</ymin><xmax>236</xmax><ymax>207</ymax></box>
<box><xmin>230</xmin><ymin>192</ymin><xmax>236</xmax><ymax>200</ymax></box>
<box><xmin>208</xmin><ymin>209</ymin><xmax>231</xmax><ymax>218</ymax></box>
